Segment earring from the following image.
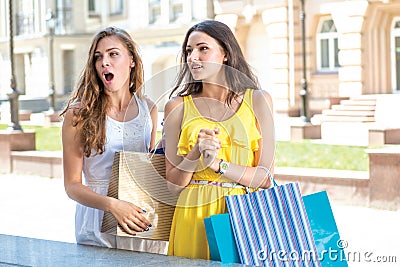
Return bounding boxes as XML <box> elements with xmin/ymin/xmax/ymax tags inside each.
<box><xmin>224</xmin><ymin>58</ymin><xmax>228</xmax><ymax>62</ymax></box>
<box><xmin>131</xmin><ymin>62</ymin><xmax>135</xmax><ymax>68</ymax></box>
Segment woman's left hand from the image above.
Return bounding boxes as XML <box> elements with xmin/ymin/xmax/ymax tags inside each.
<box><xmin>197</xmin><ymin>127</ymin><xmax>221</xmax><ymax>167</ymax></box>
<box><xmin>110</xmin><ymin>198</ymin><xmax>152</xmax><ymax>235</ymax></box>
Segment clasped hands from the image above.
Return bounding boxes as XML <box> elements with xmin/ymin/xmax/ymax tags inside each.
<box><xmin>197</xmin><ymin>127</ymin><xmax>221</xmax><ymax>167</ymax></box>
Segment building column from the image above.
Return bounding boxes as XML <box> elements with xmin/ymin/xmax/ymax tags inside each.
<box><xmin>261</xmin><ymin>6</ymin><xmax>291</xmax><ymax>114</ymax></box>
<box><xmin>160</xmin><ymin>0</ymin><xmax>170</xmax><ymax>25</ymax></box>
<box><xmin>328</xmin><ymin>1</ymin><xmax>368</xmax><ymax>96</ymax></box>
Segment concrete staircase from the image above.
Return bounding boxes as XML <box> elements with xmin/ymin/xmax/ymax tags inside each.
<box><xmin>311</xmin><ymin>95</ymin><xmax>378</xmax><ymax>146</ymax></box>
<box><xmin>312</xmin><ymin>95</ymin><xmax>377</xmax><ymax>123</ymax></box>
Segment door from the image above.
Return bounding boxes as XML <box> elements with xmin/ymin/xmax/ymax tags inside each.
<box><xmin>392</xmin><ymin>19</ymin><xmax>400</xmax><ymax>93</ymax></box>
<box><xmin>395</xmin><ymin>36</ymin><xmax>400</xmax><ymax>92</ymax></box>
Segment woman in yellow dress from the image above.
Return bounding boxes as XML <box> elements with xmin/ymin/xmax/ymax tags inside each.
<box><xmin>163</xmin><ymin>20</ymin><xmax>275</xmax><ymax>260</ymax></box>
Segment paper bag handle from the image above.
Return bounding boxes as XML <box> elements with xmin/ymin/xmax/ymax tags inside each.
<box><xmin>244</xmin><ymin>166</ymin><xmax>278</xmax><ymax>193</ymax></box>
<box><xmin>257</xmin><ymin>166</ymin><xmax>278</xmax><ymax>187</ymax></box>
<box><xmin>148</xmin><ymin>138</ymin><xmax>164</xmax><ymax>160</ymax></box>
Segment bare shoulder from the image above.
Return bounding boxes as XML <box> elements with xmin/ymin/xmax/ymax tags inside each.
<box><xmin>252</xmin><ymin>89</ymin><xmax>272</xmax><ymax>105</ymax></box>
<box><xmin>164</xmin><ymin>96</ymin><xmax>184</xmax><ymax>113</ymax></box>
<box><xmin>144</xmin><ymin>96</ymin><xmax>157</xmax><ymax>112</ymax></box>
<box><xmin>252</xmin><ymin>89</ymin><xmax>273</xmax><ymax>115</ymax></box>
<box><xmin>62</xmin><ymin>103</ymin><xmax>80</xmax><ymax>125</ymax></box>
<box><xmin>62</xmin><ymin>105</ymin><xmax>80</xmax><ymax>143</ymax></box>
<box><xmin>253</xmin><ymin>89</ymin><xmax>272</xmax><ymax>109</ymax></box>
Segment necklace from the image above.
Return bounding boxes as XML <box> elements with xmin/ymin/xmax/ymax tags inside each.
<box><xmin>200</xmin><ymin>97</ymin><xmax>231</xmax><ymax>122</ymax></box>
<box><xmin>110</xmin><ymin>103</ymin><xmax>130</xmax><ymax>118</ymax></box>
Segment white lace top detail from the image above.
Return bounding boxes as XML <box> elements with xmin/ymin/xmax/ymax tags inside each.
<box><xmin>74</xmin><ymin>93</ymin><xmax>158</xmax><ymax>250</ymax></box>
<box><xmin>82</xmin><ymin>93</ymin><xmax>152</xmax><ymax>187</ymax></box>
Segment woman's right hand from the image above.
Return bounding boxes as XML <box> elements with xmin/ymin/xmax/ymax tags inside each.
<box><xmin>110</xmin><ymin>198</ymin><xmax>152</xmax><ymax>235</ymax></box>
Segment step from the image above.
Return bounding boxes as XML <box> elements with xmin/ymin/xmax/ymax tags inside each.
<box><xmin>322</xmin><ymin>109</ymin><xmax>375</xmax><ymax>117</ymax></box>
<box><xmin>331</xmin><ymin>104</ymin><xmax>376</xmax><ymax>111</ymax></box>
<box><xmin>313</xmin><ymin>114</ymin><xmax>375</xmax><ymax>122</ymax></box>
<box><xmin>350</xmin><ymin>94</ymin><xmax>379</xmax><ymax>101</ymax></box>
<box><xmin>340</xmin><ymin>99</ymin><xmax>376</xmax><ymax>106</ymax></box>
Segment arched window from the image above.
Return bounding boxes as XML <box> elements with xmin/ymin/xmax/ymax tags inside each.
<box><xmin>316</xmin><ymin>18</ymin><xmax>339</xmax><ymax>72</ymax></box>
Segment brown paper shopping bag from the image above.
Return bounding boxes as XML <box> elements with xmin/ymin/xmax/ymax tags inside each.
<box><xmin>101</xmin><ymin>151</ymin><xmax>178</xmax><ymax>241</ymax></box>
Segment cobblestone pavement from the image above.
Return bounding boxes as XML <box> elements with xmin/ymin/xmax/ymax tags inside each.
<box><xmin>0</xmin><ymin>173</ymin><xmax>399</xmax><ymax>266</ymax></box>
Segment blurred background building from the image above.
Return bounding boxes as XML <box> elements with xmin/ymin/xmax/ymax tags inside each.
<box><xmin>0</xmin><ymin>0</ymin><xmax>399</xmax><ymax>119</ymax></box>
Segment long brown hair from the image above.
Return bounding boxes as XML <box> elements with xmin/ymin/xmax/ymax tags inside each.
<box><xmin>61</xmin><ymin>27</ymin><xmax>144</xmax><ymax>157</ymax></box>
<box><xmin>170</xmin><ymin>20</ymin><xmax>260</xmax><ymax>104</ymax></box>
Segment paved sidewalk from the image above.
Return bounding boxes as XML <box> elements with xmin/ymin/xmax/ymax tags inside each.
<box><xmin>0</xmin><ymin>174</ymin><xmax>76</xmax><ymax>243</ymax></box>
<box><xmin>0</xmin><ymin>173</ymin><xmax>399</xmax><ymax>266</ymax></box>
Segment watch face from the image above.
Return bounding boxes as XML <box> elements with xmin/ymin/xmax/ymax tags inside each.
<box><xmin>220</xmin><ymin>161</ymin><xmax>229</xmax><ymax>174</ymax></box>
<box><xmin>221</xmin><ymin>162</ymin><xmax>229</xmax><ymax>170</ymax></box>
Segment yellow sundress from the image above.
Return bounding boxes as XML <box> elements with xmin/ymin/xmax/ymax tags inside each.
<box><xmin>167</xmin><ymin>89</ymin><xmax>262</xmax><ymax>260</ymax></box>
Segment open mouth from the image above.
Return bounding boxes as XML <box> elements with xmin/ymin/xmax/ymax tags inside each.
<box><xmin>191</xmin><ymin>64</ymin><xmax>203</xmax><ymax>71</ymax></box>
<box><xmin>104</xmin><ymin>72</ymin><xmax>114</xmax><ymax>81</ymax></box>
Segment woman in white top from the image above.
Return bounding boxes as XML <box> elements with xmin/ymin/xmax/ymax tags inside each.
<box><xmin>61</xmin><ymin>27</ymin><xmax>166</xmax><ymax>253</ymax></box>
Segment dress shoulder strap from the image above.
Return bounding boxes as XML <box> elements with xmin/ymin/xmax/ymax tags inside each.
<box><xmin>182</xmin><ymin>95</ymin><xmax>197</xmax><ymax>122</ymax></box>
<box><xmin>243</xmin><ymin>88</ymin><xmax>253</xmax><ymax>108</ymax></box>
<box><xmin>134</xmin><ymin>93</ymin><xmax>149</xmax><ymax>114</ymax></box>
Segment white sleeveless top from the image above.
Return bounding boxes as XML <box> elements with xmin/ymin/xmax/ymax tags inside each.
<box><xmin>75</xmin><ymin>93</ymin><xmax>167</xmax><ymax>254</ymax></box>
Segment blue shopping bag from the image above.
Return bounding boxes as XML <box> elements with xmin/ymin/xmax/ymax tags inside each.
<box><xmin>204</xmin><ymin>213</ymin><xmax>241</xmax><ymax>263</ymax></box>
<box><xmin>226</xmin><ymin>182</ymin><xmax>321</xmax><ymax>266</ymax></box>
<box><xmin>303</xmin><ymin>191</ymin><xmax>348</xmax><ymax>266</ymax></box>
<box><xmin>205</xmin><ymin>183</ymin><xmax>347</xmax><ymax>266</ymax></box>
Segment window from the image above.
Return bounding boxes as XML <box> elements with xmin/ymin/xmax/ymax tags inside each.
<box><xmin>149</xmin><ymin>0</ymin><xmax>161</xmax><ymax>24</ymax></box>
<box><xmin>56</xmin><ymin>0</ymin><xmax>73</xmax><ymax>34</ymax></box>
<box><xmin>88</xmin><ymin>0</ymin><xmax>98</xmax><ymax>15</ymax></box>
<box><xmin>109</xmin><ymin>0</ymin><xmax>123</xmax><ymax>15</ymax></box>
<box><xmin>170</xmin><ymin>0</ymin><xmax>183</xmax><ymax>23</ymax></box>
<box><xmin>88</xmin><ymin>0</ymin><xmax>123</xmax><ymax>16</ymax></box>
<box><xmin>316</xmin><ymin>18</ymin><xmax>340</xmax><ymax>72</ymax></box>
<box><xmin>15</xmin><ymin>0</ymin><xmax>35</xmax><ymax>36</ymax></box>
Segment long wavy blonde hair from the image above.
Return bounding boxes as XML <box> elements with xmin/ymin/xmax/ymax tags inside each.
<box><xmin>61</xmin><ymin>27</ymin><xmax>144</xmax><ymax>157</ymax></box>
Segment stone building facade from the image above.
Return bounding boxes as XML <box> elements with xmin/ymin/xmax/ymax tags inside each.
<box><xmin>0</xmin><ymin>0</ymin><xmax>399</xmax><ymax>116</ymax></box>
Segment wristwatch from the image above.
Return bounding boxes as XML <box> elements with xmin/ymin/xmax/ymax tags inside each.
<box><xmin>216</xmin><ymin>159</ymin><xmax>230</xmax><ymax>175</ymax></box>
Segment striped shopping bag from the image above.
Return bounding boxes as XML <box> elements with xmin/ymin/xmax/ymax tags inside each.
<box><xmin>226</xmin><ymin>182</ymin><xmax>322</xmax><ymax>266</ymax></box>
